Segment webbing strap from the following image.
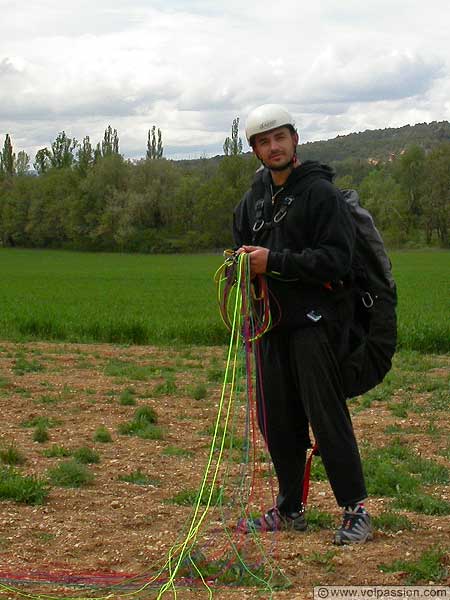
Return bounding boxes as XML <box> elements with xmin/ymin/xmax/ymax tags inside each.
<box><xmin>252</xmin><ymin>196</ymin><xmax>295</xmax><ymax>235</ymax></box>
<box><xmin>302</xmin><ymin>442</ymin><xmax>319</xmax><ymax>506</ymax></box>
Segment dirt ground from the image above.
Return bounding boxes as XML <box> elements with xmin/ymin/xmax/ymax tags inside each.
<box><xmin>0</xmin><ymin>341</ymin><xmax>448</xmax><ymax>600</ymax></box>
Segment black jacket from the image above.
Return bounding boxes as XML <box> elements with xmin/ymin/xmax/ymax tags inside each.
<box><xmin>233</xmin><ymin>161</ymin><xmax>356</xmax><ymax>340</ymax></box>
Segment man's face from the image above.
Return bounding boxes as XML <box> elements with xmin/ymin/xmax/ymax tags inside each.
<box><xmin>252</xmin><ymin>126</ymin><xmax>298</xmax><ymax>171</ymax></box>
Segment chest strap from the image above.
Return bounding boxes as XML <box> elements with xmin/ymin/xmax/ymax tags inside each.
<box><xmin>252</xmin><ymin>196</ymin><xmax>294</xmax><ymax>233</ymax></box>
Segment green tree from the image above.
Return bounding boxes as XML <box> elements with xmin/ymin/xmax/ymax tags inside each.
<box><xmin>16</xmin><ymin>151</ymin><xmax>30</xmax><ymax>176</ymax></box>
<box><xmin>0</xmin><ymin>176</ymin><xmax>34</xmax><ymax>245</ymax></box>
<box><xmin>223</xmin><ymin>118</ymin><xmax>243</xmax><ymax>156</ymax></box>
<box><xmin>25</xmin><ymin>168</ymin><xmax>81</xmax><ymax>247</ymax></box>
<box><xmin>423</xmin><ymin>143</ymin><xmax>450</xmax><ymax>247</ymax></box>
<box><xmin>76</xmin><ymin>136</ymin><xmax>94</xmax><ymax>175</ymax></box>
<box><xmin>359</xmin><ymin>169</ymin><xmax>406</xmax><ymax>245</ymax></box>
<box><xmin>75</xmin><ymin>154</ymin><xmax>129</xmax><ymax>249</ymax></box>
<box><xmin>101</xmin><ymin>125</ymin><xmax>119</xmax><ymax>157</ymax></box>
<box><xmin>394</xmin><ymin>145</ymin><xmax>425</xmax><ymax>231</ymax></box>
<box><xmin>1</xmin><ymin>134</ymin><xmax>15</xmax><ymax>176</ymax></box>
<box><xmin>147</xmin><ymin>126</ymin><xmax>164</xmax><ymax>159</ymax></box>
<box><xmin>34</xmin><ymin>148</ymin><xmax>51</xmax><ymax>174</ymax></box>
<box><xmin>49</xmin><ymin>131</ymin><xmax>78</xmax><ymax>169</ymax></box>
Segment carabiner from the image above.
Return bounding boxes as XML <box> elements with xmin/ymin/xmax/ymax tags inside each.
<box><xmin>253</xmin><ymin>220</ymin><xmax>265</xmax><ymax>232</ymax></box>
<box><xmin>273</xmin><ymin>209</ymin><xmax>287</xmax><ymax>223</ymax></box>
<box><xmin>362</xmin><ymin>291</ymin><xmax>374</xmax><ymax>308</ymax></box>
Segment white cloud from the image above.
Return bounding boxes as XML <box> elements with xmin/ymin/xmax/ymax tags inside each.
<box><xmin>1</xmin><ymin>0</ymin><xmax>449</xmax><ymax>159</ymax></box>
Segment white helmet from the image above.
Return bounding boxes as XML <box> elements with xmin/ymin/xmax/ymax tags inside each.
<box><xmin>245</xmin><ymin>104</ymin><xmax>296</xmax><ymax>145</ymax></box>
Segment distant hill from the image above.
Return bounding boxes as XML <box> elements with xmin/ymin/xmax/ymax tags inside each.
<box><xmin>298</xmin><ymin>120</ymin><xmax>450</xmax><ymax>163</ymax></box>
<box><xmin>178</xmin><ymin>120</ymin><xmax>450</xmax><ymax>167</ymax></box>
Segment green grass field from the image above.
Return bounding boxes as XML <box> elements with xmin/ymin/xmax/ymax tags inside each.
<box><xmin>0</xmin><ymin>248</ymin><xmax>448</xmax><ymax>352</ymax></box>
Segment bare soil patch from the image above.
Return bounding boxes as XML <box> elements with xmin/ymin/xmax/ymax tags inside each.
<box><xmin>0</xmin><ymin>341</ymin><xmax>448</xmax><ymax>599</ymax></box>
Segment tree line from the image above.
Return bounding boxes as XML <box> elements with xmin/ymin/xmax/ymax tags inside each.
<box><xmin>0</xmin><ymin>120</ymin><xmax>448</xmax><ymax>251</ymax></box>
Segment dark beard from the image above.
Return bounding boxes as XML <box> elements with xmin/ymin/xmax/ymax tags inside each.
<box><xmin>266</xmin><ymin>157</ymin><xmax>293</xmax><ymax>172</ymax></box>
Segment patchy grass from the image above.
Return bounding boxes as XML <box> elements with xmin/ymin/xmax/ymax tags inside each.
<box><xmin>13</xmin><ymin>356</ymin><xmax>45</xmax><ymax>375</ymax></box>
<box><xmin>0</xmin><ymin>444</ymin><xmax>27</xmax><ymax>466</ymax></box>
<box><xmin>0</xmin><ymin>467</ymin><xmax>49</xmax><ymax>504</ymax></box>
<box><xmin>305</xmin><ymin>549</ymin><xmax>337</xmax><ymax>573</ymax></box>
<box><xmin>21</xmin><ymin>416</ymin><xmax>58</xmax><ymax>429</ymax></box>
<box><xmin>118</xmin><ymin>388</ymin><xmax>137</xmax><ymax>406</ymax></box>
<box><xmin>93</xmin><ymin>426</ymin><xmax>112</xmax><ymax>443</ymax></box>
<box><xmin>47</xmin><ymin>460</ymin><xmax>94</xmax><ymax>488</ymax></box>
<box><xmin>153</xmin><ymin>377</ymin><xmax>177</xmax><ymax>396</ymax></box>
<box><xmin>118</xmin><ymin>469</ymin><xmax>160</xmax><ymax>486</ymax></box>
<box><xmin>42</xmin><ymin>445</ymin><xmax>71</xmax><ymax>458</ymax></box>
<box><xmin>392</xmin><ymin>493</ymin><xmax>450</xmax><ymax>516</ymax></box>
<box><xmin>362</xmin><ymin>440</ymin><xmax>450</xmax><ymax>514</ymax></box>
<box><xmin>169</xmin><ymin>486</ymin><xmax>224</xmax><ymax>507</ymax></box>
<box><xmin>104</xmin><ymin>359</ymin><xmax>151</xmax><ymax>381</ymax></box>
<box><xmin>189</xmin><ymin>383</ymin><xmax>208</xmax><ymax>401</ymax></box>
<box><xmin>372</xmin><ymin>511</ymin><xmax>414</xmax><ymax>533</ymax></box>
<box><xmin>162</xmin><ymin>446</ymin><xmax>194</xmax><ymax>458</ymax></box>
<box><xmin>310</xmin><ymin>456</ymin><xmax>327</xmax><ymax>482</ymax></box>
<box><xmin>379</xmin><ymin>547</ymin><xmax>449</xmax><ymax>584</ymax></box>
<box><xmin>33</xmin><ymin>424</ymin><xmax>50</xmax><ymax>443</ymax></box>
<box><xmin>37</xmin><ymin>394</ymin><xmax>62</xmax><ymax>405</ymax></box>
<box><xmin>306</xmin><ymin>507</ymin><xmax>335</xmax><ymax>531</ymax></box>
<box><xmin>72</xmin><ymin>447</ymin><xmax>100</xmax><ymax>464</ymax></box>
<box><xmin>118</xmin><ymin>405</ymin><xmax>163</xmax><ymax>440</ymax></box>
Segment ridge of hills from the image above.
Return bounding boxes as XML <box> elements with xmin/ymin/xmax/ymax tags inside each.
<box><xmin>180</xmin><ymin>120</ymin><xmax>450</xmax><ymax>167</ymax></box>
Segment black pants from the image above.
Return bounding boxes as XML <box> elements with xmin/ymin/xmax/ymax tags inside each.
<box><xmin>255</xmin><ymin>324</ymin><xmax>367</xmax><ymax>512</ymax></box>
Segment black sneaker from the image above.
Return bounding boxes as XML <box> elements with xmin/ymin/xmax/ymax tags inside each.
<box><xmin>237</xmin><ymin>506</ymin><xmax>307</xmax><ymax>534</ymax></box>
<box><xmin>334</xmin><ymin>507</ymin><xmax>373</xmax><ymax>545</ymax></box>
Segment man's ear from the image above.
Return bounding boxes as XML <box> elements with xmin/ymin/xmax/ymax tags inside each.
<box><xmin>292</xmin><ymin>132</ymin><xmax>299</xmax><ymax>146</ymax></box>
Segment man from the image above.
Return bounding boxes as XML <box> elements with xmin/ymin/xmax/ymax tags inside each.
<box><xmin>233</xmin><ymin>104</ymin><xmax>372</xmax><ymax>545</ymax></box>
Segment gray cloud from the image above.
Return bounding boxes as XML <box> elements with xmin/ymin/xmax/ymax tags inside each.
<box><xmin>1</xmin><ymin>1</ymin><xmax>449</xmax><ymax>160</ymax></box>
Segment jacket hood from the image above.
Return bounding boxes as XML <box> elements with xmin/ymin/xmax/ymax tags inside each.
<box><xmin>254</xmin><ymin>160</ymin><xmax>335</xmax><ymax>191</ymax></box>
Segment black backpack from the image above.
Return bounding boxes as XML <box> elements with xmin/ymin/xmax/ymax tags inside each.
<box><xmin>339</xmin><ymin>189</ymin><xmax>397</xmax><ymax>398</ymax></box>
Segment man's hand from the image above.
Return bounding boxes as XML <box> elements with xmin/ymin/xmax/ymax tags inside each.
<box><xmin>238</xmin><ymin>245</ymin><xmax>269</xmax><ymax>278</ymax></box>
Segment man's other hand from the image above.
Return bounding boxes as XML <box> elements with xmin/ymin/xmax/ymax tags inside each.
<box><xmin>238</xmin><ymin>245</ymin><xmax>269</xmax><ymax>277</ymax></box>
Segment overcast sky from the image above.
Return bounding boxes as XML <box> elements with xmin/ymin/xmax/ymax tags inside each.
<box><xmin>1</xmin><ymin>0</ymin><xmax>449</xmax><ymax>161</ymax></box>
